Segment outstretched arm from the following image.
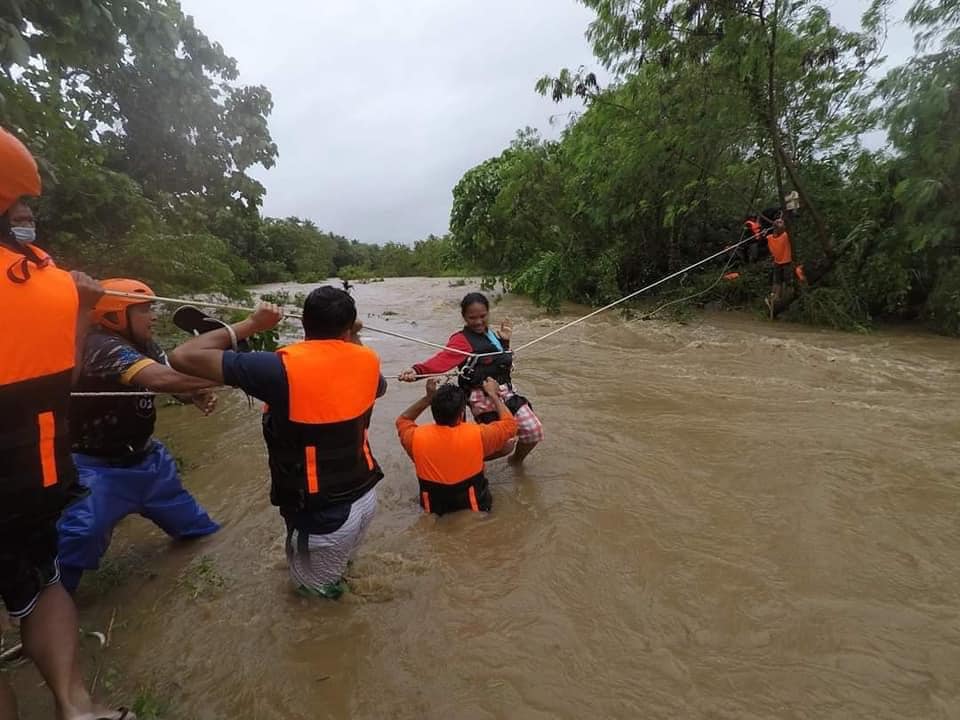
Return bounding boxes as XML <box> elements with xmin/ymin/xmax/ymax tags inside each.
<box><xmin>398</xmin><ymin>333</ymin><xmax>472</xmax><ymax>381</ymax></box>
<box><xmin>70</xmin><ymin>271</ymin><xmax>103</xmax><ymax>384</ymax></box>
<box><xmin>127</xmin><ymin>362</ymin><xmax>216</xmax><ymax>394</ymax></box>
<box><xmin>396</xmin><ymin>379</ymin><xmax>439</xmax><ymax>458</ymax></box>
<box><xmin>168</xmin><ymin>303</ymin><xmax>283</xmax><ymax>384</ymax></box>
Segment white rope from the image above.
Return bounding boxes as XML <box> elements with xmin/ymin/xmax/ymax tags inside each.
<box><xmin>511</xmin><ymin>236</ymin><xmax>754</xmax><ymax>353</ymax></box>
<box><xmin>101</xmin><ymin>237</ymin><xmax>750</xmax><ymax>368</ymax></box>
<box><xmin>639</xmin><ymin>228</ymin><xmax>746</xmax><ymax>320</ymax></box>
<box><xmin>102</xmin><ymin>291</ymin><xmax>493</xmax><ymax>358</ymax></box>
<box><xmin>69</xmin><ymin>372</ymin><xmax>460</xmax><ymax>398</ymax></box>
<box><xmin>71</xmin><ymin>391</ymin><xmax>158</xmax><ymax>397</ymax></box>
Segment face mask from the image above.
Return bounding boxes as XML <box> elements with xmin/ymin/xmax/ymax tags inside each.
<box><xmin>10</xmin><ymin>226</ymin><xmax>36</xmax><ymax>244</ymax></box>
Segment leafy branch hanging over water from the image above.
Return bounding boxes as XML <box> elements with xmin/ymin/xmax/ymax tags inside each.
<box><xmin>449</xmin><ymin>0</ymin><xmax>960</xmax><ymax>335</ymax></box>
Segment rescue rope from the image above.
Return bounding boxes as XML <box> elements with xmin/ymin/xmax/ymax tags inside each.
<box><xmin>71</xmin><ymin>391</ymin><xmax>158</xmax><ymax>397</ymax></box>
<box><xmin>639</xmin><ymin>230</ymin><xmax>745</xmax><ymax>321</ymax></box>
<box><xmin>511</xmin><ymin>235</ymin><xmax>754</xmax><ymax>354</ymax></box>
<box><xmin>68</xmin><ymin>371</ymin><xmax>461</xmax><ymax>398</ymax></box>
<box><xmin>98</xmin><ymin>236</ymin><xmax>753</xmax><ymax>369</ymax></box>
<box><xmin>102</xmin><ymin>290</ymin><xmax>492</xmax><ymax>359</ymax></box>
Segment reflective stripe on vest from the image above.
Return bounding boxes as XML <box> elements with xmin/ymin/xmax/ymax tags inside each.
<box><xmin>412</xmin><ymin>423</ymin><xmax>489</xmax><ymax>514</ymax></box>
<box><xmin>0</xmin><ymin>244</ymin><xmax>79</xmax><ymax>520</ymax></box>
<box><xmin>263</xmin><ymin>340</ymin><xmax>383</xmax><ymax>510</ymax></box>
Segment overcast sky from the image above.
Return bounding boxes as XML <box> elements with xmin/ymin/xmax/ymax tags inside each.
<box><xmin>179</xmin><ymin>0</ymin><xmax>915</xmax><ymax>245</ymax></box>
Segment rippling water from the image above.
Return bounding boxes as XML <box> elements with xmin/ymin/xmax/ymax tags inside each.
<box><xmin>12</xmin><ymin>277</ymin><xmax>960</xmax><ymax>719</ymax></box>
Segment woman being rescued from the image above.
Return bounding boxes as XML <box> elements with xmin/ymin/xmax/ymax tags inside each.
<box><xmin>398</xmin><ymin>292</ymin><xmax>543</xmax><ymax>465</ymax></box>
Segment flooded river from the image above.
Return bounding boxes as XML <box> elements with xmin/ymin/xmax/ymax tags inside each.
<box><xmin>11</xmin><ymin>277</ymin><xmax>960</xmax><ymax>719</ymax></box>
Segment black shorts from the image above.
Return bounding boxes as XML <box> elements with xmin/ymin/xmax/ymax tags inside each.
<box><xmin>0</xmin><ymin>519</ymin><xmax>61</xmax><ymax>619</ymax></box>
<box><xmin>771</xmin><ymin>262</ymin><xmax>792</xmax><ymax>284</ymax></box>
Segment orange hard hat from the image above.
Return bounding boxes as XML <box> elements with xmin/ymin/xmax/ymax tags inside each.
<box><xmin>0</xmin><ymin>127</ymin><xmax>41</xmax><ymax>215</ymax></box>
<box><xmin>92</xmin><ymin>278</ymin><xmax>156</xmax><ymax>334</ymax></box>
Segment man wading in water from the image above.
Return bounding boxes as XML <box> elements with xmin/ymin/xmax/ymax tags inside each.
<box><xmin>399</xmin><ymin>292</ymin><xmax>543</xmax><ymax>465</ymax></box>
<box><xmin>170</xmin><ymin>288</ymin><xmax>386</xmax><ymax>599</ymax></box>
<box><xmin>57</xmin><ymin>278</ymin><xmax>220</xmax><ymax>593</ymax></box>
<box><xmin>396</xmin><ymin>377</ymin><xmax>517</xmax><ymax>515</ymax></box>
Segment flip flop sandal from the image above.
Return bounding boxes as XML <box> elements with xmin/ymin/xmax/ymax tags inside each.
<box><xmin>173</xmin><ymin>305</ymin><xmax>250</xmax><ymax>352</ymax></box>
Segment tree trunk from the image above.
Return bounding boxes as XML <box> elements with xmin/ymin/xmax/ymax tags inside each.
<box><xmin>762</xmin><ymin>0</ymin><xmax>833</xmax><ymax>258</ymax></box>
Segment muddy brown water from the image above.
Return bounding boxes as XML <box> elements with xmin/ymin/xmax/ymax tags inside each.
<box><xmin>10</xmin><ymin>277</ymin><xmax>960</xmax><ymax>719</ymax></box>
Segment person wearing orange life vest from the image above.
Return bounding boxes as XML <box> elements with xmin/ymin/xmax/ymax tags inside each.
<box><xmin>398</xmin><ymin>292</ymin><xmax>543</xmax><ymax>465</ymax></box>
<box><xmin>0</xmin><ymin>127</ymin><xmax>135</xmax><ymax>720</ymax></box>
<box><xmin>765</xmin><ymin>216</ymin><xmax>794</xmax><ymax>314</ymax></box>
<box><xmin>740</xmin><ymin>214</ymin><xmax>767</xmax><ymax>264</ymax></box>
<box><xmin>169</xmin><ymin>287</ymin><xmax>387</xmax><ymax>599</ymax></box>
<box><xmin>397</xmin><ymin>377</ymin><xmax>517</xmax><ymax>516</ymax></box>
<box><xmin>55</xmin><ymin>278</ymin><xmax>221</xmax><ymax>594</ymax></box>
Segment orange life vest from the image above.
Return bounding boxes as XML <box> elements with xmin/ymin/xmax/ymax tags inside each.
<box><xmin>411</xmin><ymin>422</ymin><xmax>490</xmax><ymax>515</ymax></box>
<box><xmin>767</xmin><ymin>230</ymin><xmax>792</xmax><ymax>265</ymax></box>
<box><xmin>0</xmin><ymin>242</ymin><xmax>79</xmax><ymax>526</ymax></box>
<box><xmin>262</xmin><ymin>340</ymin><xmax>383</xmax><ymax>510</ymax></box>
<box><xmin>745</xmin><ymin>220</ymin><xmax>762</xmax><ymax>239</ymax></box>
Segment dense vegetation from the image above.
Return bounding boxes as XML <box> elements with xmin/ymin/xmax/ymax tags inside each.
<box><xmin>3</xmin><ymin>0</ymin><xmax>956</xmax><ymax>333</ymax></box>
<box><xmin>0</xmin><ymin>0</ymin><xmax>461</xmax><ymax>294</ymax></box>
<box><xmin>449</xmin><ymin>0</ymin><xmax>960</xmax><ymax>333</ymax></box>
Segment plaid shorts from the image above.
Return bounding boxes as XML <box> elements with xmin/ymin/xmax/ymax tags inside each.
<box><xmin>468</xmin><ymin>385</ymin><xmax>544</xmax><ymax>444</ymax></box>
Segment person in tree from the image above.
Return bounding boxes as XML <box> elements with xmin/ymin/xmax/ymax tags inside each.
<box><xmin>398</xmin><ymin>292</ymin><xmax>543</xmax><ymax>465</ymax></box>
<box><xmin>169</xmin><ymin>288</ymin><xmax>387</xmax><ymax>599</ymax></box>
<box><xmin>765</xmin><ymin>217</ymin><xmax>794</xmax><ymax>315</ymax></box>
<box><xmin>0</xmin><ymin>127</ymin><xmax>135</xmax><ymax>720</ymax></box>
<box><xmin>742</xmin><ymin>213</ymin><xmax>769</xmax><ymax>263</ymax></box>
<box><xmin>57</xmin><ymin>278</ymin><xmax>221</xmax><ymax>593</ymax></box>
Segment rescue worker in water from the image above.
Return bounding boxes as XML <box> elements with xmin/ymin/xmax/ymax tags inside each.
<box><xmin>56</xmin><ymin>278</ymin><xmax>221</xmax><ymax>593</ymax></box>
<box><xmin>169</xmin><ymin>287</ymin><xmax>387</xmax><ymax>599</ymax></box>
<box><xmin>396</xmin><ymin>377</ymin><xmax>517</xmax><ymax>515</ymax></box>
<box><xmin>398</xmin><ymin>292</ymin><xmax>543</xmax><ymax>465</ymax></box>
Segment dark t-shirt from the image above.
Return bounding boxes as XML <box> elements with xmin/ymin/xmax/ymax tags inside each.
<box><xmin>221</xmin><ymin>350</ymin><xmax>387</xmax><ymax>532</ymax></box>
<box><xmin>70</xmin><ymin>330</ymin><xmax>167</xmax><ymax>456</ymax></box>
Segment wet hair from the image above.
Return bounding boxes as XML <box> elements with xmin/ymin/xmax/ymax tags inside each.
<box><xmin>460</xmin><ymin>292</ymin><xmax>489</xmax><ymax>316</ymax></box>
<box><xmin>302</xmin><ymin>286</ymin><xmax>357</xmax><ymax>340</ymax></box>
<box><xmin>431</xmin><ymin>384</ymin><xmax>467</xmax><ymax>427</ymax></box>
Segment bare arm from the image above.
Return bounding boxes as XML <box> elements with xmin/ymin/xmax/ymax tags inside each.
<box><xmin>70</xmin><ymin>271</ymin><xmax>103</xmax><ymax>384</ymax></box>
<box><xmin>168</xmin><ymin>303</ymin><xmax>283</xmax><ymax>383</ymax></box>
<box><xmin>127</xmin><ymin>362</ymin><xmax>217</xmax><ymax>394</ymax></box>
<box><xmin>482</xmin><ymin>376</ymin><xmax>511</xmax><ymax>418</ymax></box>
<box><xmin>399</xmin><ymin>378</ymin><xmax>438</xmax><ymax>421</ymax></box>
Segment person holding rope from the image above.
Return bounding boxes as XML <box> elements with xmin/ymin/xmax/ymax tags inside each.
<box><xmin>56</xmin><ymin>278</ymin><xmax>221</xmax><ymax>593</ymax></box>
<box><xmin>765</xmin><ymin>216</ymin><xmax>794</xmax><ymax>315</ymax></box>
<box><xmin>396</xmin><ymin>377</ymin><xmax>517</xmax><ymax>516</ymax></box>
<box><xmin>168</xmin><ymin>287</ymin><xmax>387</xmax><ymax>599</ymax></box>
<box><xmin>398</xmin><ymin>292</ymin><xmax>543</xmax><ymax>465</ymax></box>
<box><xmin>0</xmin><ymin>128</ymin><xmax>135</xmax><ymax>720</ymax></box>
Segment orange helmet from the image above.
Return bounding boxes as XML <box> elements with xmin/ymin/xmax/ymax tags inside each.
<box><xmin>92</xmin><ymin>278</ymin><xmax>156</xmax><ymax>334</ymax></box>
<box><xmin>0</xmin><ymin>127</ymin><xmax>41</xmax><ymax>215</ymax></box>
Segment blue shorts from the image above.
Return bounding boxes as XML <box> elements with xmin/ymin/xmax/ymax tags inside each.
<box><xmin>57</xmin><ymin>441</ymin><xmax>219</xmax><ymax>587</ymax></box>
